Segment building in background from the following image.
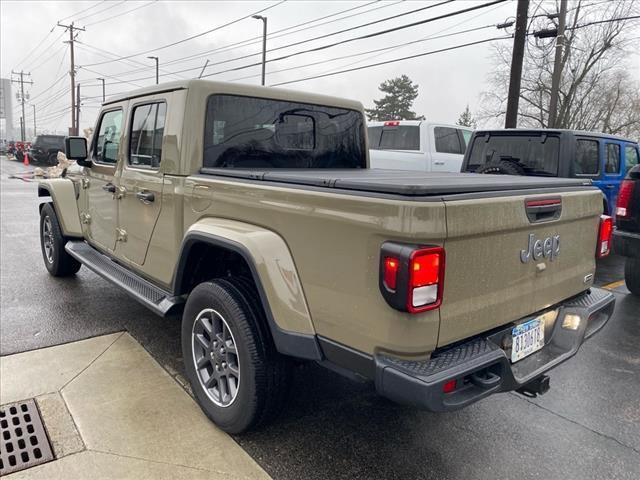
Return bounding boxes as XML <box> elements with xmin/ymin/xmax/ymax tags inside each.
<box><xmin>0</xmin><ymin>78</ymin><xmax>14</xmax><ymax>140</ymax></box>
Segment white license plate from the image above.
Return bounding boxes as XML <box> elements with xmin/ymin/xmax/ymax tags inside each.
<box><xmin>511</xmin><ymin>318</ymin><xmax>545</xmax><ymax>363</ymax></box>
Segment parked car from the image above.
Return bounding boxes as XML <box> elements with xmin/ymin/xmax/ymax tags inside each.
<box><xmin>461</xmin><ymin>129</ymin><xmax>640</xmax><ymax>215</ymax></box>
<box><xmin>29</xmin><ymin>135</ymin><xmax>66</xmax><ymax>165</ymax></box>
<box><xmin>38</xmin><ymin>80</ymin><xmax>614</xmax><ymax>433</ymax></box>
<box><xmin>613</xmin><ymin>164</ymin><xmax>640</xmax><ymax>294</ymax></box>
<box><xmin>368</xmin><ymin>120</ymin><xmax>472</xmax><ymax>172</ymax></box>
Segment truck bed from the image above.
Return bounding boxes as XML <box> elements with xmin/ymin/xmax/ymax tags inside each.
<box><xmin>199</xmin><ymin>168</ymin><xmax>592</xmax><ymax>197</ymax></box>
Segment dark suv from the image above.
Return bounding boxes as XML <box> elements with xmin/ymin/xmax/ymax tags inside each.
<box><xmin>461</xmin><ymin>129</ymin><xmax>640</xmax><ymax>216</ymax></box>
<box><xmin>29</xmin><ymin>135</ymin><xmax>66</xmax><ymax>165</ymax></box>
<box><xmin>613</xmin><ymin>164</ymin><xmax>640</xmax><ymax>295</ymax></box>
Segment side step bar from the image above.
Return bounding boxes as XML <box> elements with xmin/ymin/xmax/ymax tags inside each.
<box><xmin>65</xmin><ymin>241</ymin><xmax>184</xmax><ymax>317</ymax></box>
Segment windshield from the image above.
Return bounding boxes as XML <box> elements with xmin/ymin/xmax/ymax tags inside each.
<box><xmin>466</xmin><ymin>134</ymin><xmax>560</xmax><ymax>176</ymax></box>
<box><xmin>203</xmin><ymin>95</ymin><xmax>366</xmax><ymax>169</ymax></box>
<box><xmin>368</xmin><ymin>126</ymin><xmax>420</xmax><ymax>151</ymax></box>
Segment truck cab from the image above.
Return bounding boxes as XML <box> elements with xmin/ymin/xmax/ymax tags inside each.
<box><xmin>368</xmin><ymin>120</ymin><xmax>472</xmax><ymax>172</ymax></box>
<box><xmin>461</xmin><ymin>129</ymin><xmax>640</xmax><ymax>215</ymax></box>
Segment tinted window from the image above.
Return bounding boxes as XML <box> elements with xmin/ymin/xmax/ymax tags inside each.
<box><xmin>574</xmin><ymin>139</ymin><xmax>599</xmax><ymax>175</ymax></box>
<box><xmin>467</xmin><ymin>135</ymin><xmax>560</xmax><ymax>176</ymax></box>
<box><xmin>35</xmin><ymin>135</ymin><xmax>64</xmax><ymax>147</ymax></box>
<box><xmin>94</xmin><ymin>109</ymin><xmax>123</xmax><ymax>165</ymax></box>
<box><xmin>129</xmin><ymin>102</ymin><xmax>166</xmax><ymax>169</ymax></box>
<box><xmin>624</xmin><ymin>145</ymin><xmax>638</xmax><ymax>174</ymax></box>
<box><xmin>368</xmin><ymin>126</ymin><xmax>420</xmax><ymax>151</ymax></box>
<box><xmin>605</xmin><ymin>143</ymin><xmax>620</xmax><ymax>174</ymax></box>
<box><xmin>203</xmin><ymin>95</ymin><xmax>365</xmax><ymax>169</ymax></box>
<box><xmin>434</xmin><ymin>127</ymin><xmax>462</xmax><ymax>154</ymax></box>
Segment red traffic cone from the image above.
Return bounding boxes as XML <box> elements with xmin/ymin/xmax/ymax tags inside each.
<box><xmin>23</xmin><ymin>151</ymin><xmax>29</xmax><ymax>166</ymax></box>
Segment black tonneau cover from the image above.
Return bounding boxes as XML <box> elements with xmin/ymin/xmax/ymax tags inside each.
<box><xmin>199</xmin><ymin>168</ymin><xmax>592</xmax><ymax>196</ymax></box>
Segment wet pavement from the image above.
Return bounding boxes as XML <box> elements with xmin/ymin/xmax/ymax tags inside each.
<box><xmin>1</xmin><ymin>156</ymin><xmax>639</xmax><ymax>479</ymax></box>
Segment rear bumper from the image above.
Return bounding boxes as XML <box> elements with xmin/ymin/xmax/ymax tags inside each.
<box><xmin>374</xmin><ymin>287</ymin><xmax>615</xmax><ymax>412</ymax></box>
<box><xmin>613</xmin><ymin>229</ymin><xmax>640</xmax><ymax>258</ymax></box>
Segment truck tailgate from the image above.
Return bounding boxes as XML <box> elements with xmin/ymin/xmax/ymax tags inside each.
<box><xmin>438</xmin><ymin>189</ymin><xmax>602</xmax><ymax>347</ymax></box>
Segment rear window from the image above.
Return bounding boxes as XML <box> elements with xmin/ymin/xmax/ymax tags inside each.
<box><xmin>466</xmin><ymin>134</ymin><xmax>560</xmax><ymax>176</ymax></box>
<box><xmin>203</xmin><ymin>95</ymin><xmax>366</xmax><ymax>169</ymax></box>
<box><xmin>605</xmin><ymin>143</ymin><xmax>620</xmax><ymax>174</ymax></box>
<box><xmin>368</xmin><ymin>126</ymin><xmax>420</xmax><ymax>151</ymax></box>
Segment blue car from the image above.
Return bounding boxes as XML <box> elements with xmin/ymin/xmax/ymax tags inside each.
<box><xmin>461</xmin><ymin>129</ymin><xmax>640</xmax><ymax>215</ymax></box>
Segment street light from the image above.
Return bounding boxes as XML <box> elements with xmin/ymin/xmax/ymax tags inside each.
<box><xmin>252</xmin><ymin>15</ymin><xmax>267</xmax><ymax>86</ymax></box>
<box><xmin>96</xmin><ymin>77</ymin><xmax>105</xmax><ymax>102</ymax></box>
<box><xmin>147</xmin><ymin>56</ymin><xmax>159</xmax><ymax>85</ymax></box>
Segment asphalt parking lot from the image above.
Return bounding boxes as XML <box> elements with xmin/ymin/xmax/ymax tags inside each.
<box><xmin>1</xmin><ymin>155</ymin><xmax>639</xmax><ymax>480</ymax></box>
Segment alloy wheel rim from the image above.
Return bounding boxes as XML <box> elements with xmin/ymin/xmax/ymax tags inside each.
<box><xmin>43</xmin><ymin>217</ymin><xmax>54</xmax><ymax>264</ymax></box>
<box><xmin>192</xmin><ymin>308</ymin><xmax>241</xmax><ymax>407</ymax></box>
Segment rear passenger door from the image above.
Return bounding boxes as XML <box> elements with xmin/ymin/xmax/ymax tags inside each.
<box><xmin>430</xmin><ymin>126</ymin><xmax>466</xmax><ymax>172</ymax></box>
<box><xmin>116</xmin><ymin>97</ymin><xmax>167</xmax><ymax>266</ymax></box>
<box><xmin>601</xmin><ymin>141</ymin><xmax>623</xmax><ymax>215</ymax></box>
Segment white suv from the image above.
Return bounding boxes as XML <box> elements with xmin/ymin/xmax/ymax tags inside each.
<box><xmin>368</xmin><ymin>121</ymin><xmax>472</xmax><ymax>172</ymax></box>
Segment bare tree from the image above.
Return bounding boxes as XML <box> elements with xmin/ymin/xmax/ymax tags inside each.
<box><xmin>481</xmin><ymin>0</ymin><xmax>640</xmax><ymax>137</ymax></box>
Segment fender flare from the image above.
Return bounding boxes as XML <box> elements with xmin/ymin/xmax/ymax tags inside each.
<box><xmin>37</xmin><ymin>179</ymin><xmax>83</xmax><ymax>237</ymax></box>
<box><xmin>173</xmin><ymin>221</ymin><xmax>322</xmax><ymax>361</ymax></box>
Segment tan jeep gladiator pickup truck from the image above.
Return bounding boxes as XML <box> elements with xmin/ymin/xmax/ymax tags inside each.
<box><xmin>38</xmin><ymin>80</ymin><xmax>615</xmax><ymax>433</ymax></box>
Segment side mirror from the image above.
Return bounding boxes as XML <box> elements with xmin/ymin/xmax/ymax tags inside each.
<box><xmin>65</xmin><ymin>136</ymin><xmax>91</xmax><ymax>167</ymax></box>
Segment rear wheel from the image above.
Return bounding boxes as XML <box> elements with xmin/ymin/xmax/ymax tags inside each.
<box><xmin>48</xmin><ymin>153</ymin><xmax>58</xmax><ymax>166</ymax></box>
<box><xmin>39</xmin><ymin>204</ymin><xmax>81</xmax><ymax>276</ymax></box>
<box><xmin>624</xmin><ymin>258</ymin><xmax>640</xmax><ymax>295</ymax></box>
<box><xmin>181</xmin><ymin>278</ymin><xmax>291</xmax><ymax>433</ymax></box>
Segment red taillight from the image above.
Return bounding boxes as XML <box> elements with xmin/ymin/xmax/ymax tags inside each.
<box><xmin>616</xmin><ymin>180</ymin><xmax>634</xmax><ymax>218</ymax></box>
<box><xmin>383</xmin><ymin>120</ymin><xmax>400</xmax><ymax>126</ymax></box>
<box><xmin>383</xmin><ymin>257</ymin><xmax>399</xmax><ymax>290</ymax></box>
<box><xmin>408</xmin><ymin>247</ymin><xmax>445</xmax><ymax>313</ymax></box>
<box><xmin>442</xmin><ymin>379</ymin><xmax>457</xmax><ymax>394</ymax></box>
<box><xmin>597</xmin><ymin>215</ymin><xmax>613</xmax><ymax>258</ymax></box>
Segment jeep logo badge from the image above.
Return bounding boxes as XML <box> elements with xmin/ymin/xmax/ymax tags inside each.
<box><xmin>520</xmin><ymin>233</ymin><xmax>560</xmax><ymax>263</ymax></box>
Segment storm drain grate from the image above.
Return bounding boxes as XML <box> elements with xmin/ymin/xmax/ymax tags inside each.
<box><xmin>0</xmin><ymin>399</ymin><xmax>54</xmax><ymax>475</ymax></box>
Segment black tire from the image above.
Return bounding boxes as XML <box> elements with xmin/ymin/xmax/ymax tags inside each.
<box><xmin>476</xmin><ymin>160</ymin><xmax>526</xmax><ymax>175</ymax></box>
<box><xmin>39</xmin><ymin>203</ymin><xmax>81</xmax><ymax>276</ymax></box>
<box><xmin>182</xmin><ymin>278</ymin><xmax>291</xmax><ymax>434</ymax></box>
<box><xmin>624</xmin><ymin>258</ymin><xmax>640</xmax><ymax>296</ymax></box>
<box><xmin>48</xmin><ymin>153</ymin><xmax>58</xmax><ymax>166</ymax></box>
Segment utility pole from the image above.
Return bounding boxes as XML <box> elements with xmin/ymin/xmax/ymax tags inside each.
<box><xmin>76</xmin><ymin>83</ymin><xmax>81</xmax><ymax>135</ymax></box>
<box><xmin>547</xmin><ymin>0</ymin><xmax>568</xmax><ymax>128</ymax></box>
<box><xmin>252</xmin><ymin>15</ymin><xmax>267</xmax><ymax>86</ymax></box>
<box><xmin>504</xmin><ymin>0</ymin><xmax>529</xmax><ymax>128</ymax></box>
<box><xmin>11</xmin><ymin>70</ymin><xmax>33</xmax><ymax>141</ymax></box>
<box><xmin>96</xmin><ymin>77</ymin><xmax>105</xmax><ymax>102</ymax></box>
<box><xmin>147</xmin><ymin>56</ymin><xmax>159</xmax><ymax>84</ymax></box>
<box><xmin>32</xmin><ymin>104</ymin><xmax>36</xmax><ymax>137</ymax></box>
<box><xmin>57</xmin><ymin>22</ymin><xmax>85</xmax><ymax>135</ymax></box>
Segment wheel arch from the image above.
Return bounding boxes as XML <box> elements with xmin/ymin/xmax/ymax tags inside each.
<box><xmin>37</xmin><ymin>179</ymin><xmax>83</xmax><ymax>237</ymax></box>
<box><xmin>173</xmin><ymin>220</ymin><xmax>321</xmax><ymax>361</ymax></box>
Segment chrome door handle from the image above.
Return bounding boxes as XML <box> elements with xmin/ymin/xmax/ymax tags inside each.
<box><xmin>136</xmin><ymin>191</ymin><xmax>155</xmax><ymax>203</ymax></box>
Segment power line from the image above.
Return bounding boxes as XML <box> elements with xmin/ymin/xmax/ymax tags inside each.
<box><xmin>81</xmin><ymin>0</ymin><xmax>287</xmax><ymax>67</ymax></box>
<box><xmin>74</xmin><ymin>0</ymin><xmax>127</xmax><ymax>23</ymax></box>
<box><xmin>229</xmin><ymin>23</ymin><xmax>496</xmax><ymax>83</ymax></box>
<box><xmin>88</xmin><ymin>0</ymin><xmax>396</xmax><ymax>77</ymax></box>
<box><xmin>84</xmin><ymin>0</ymin><xmax>158</xmax><ymax>27</ymax></box>
<box><xmin>57</xmin><ymin>0</ymin><xmax>107</xmax><ymax>22</ymax></box>
<box><xmin>93</xmin><ymin>0</ymin><xmax>507</xmax><ymax>85</ymax></box>
<box><xmin>271</xmin><ymin>35</ymin><xmax>512</xmax><ymax>87</ymax></box>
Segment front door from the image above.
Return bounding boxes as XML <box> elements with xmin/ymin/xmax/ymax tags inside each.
<box><xmin>116</xmin><ymin>100</ymin><xmax>167</xmax><ymax>266</ymax></box>
<box><xmin>85</xmin><ymin>107</ymin><xmax>125</xmax><ymax>253</ymax></box>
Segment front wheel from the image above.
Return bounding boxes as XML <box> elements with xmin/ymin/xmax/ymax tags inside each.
<box><xmin>40</xmin><ymin>204</ymin><xmax>81</xmax><ymax>276</ymax></box>
<box><xmin>182</xmin><ymin>278</ymin><xmax>291</xmax><ymax>433</ymax></box>
<box><xmin>625</xmin><ymin>258</ymin><xmax>640</xmax><ymax>295</ymax></box>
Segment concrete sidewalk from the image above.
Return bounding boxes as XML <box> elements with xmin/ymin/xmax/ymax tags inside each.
<box><xmin>0</xmin><ymin>332</ymin><xmax>271</xmax><ymax>479</ymax></box>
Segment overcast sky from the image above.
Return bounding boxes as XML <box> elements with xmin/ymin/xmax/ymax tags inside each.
<box><xmin>1</xmin><ymin>0</ymin><xmax>638</xmax><ymax>137</ymax></box>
